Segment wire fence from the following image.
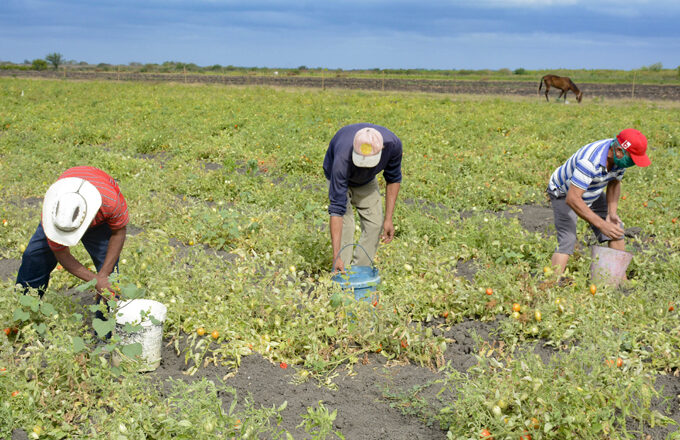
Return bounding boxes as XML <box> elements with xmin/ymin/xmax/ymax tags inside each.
<box><xmin>2</xmin><ymin>69</ymin><xmax>679</xmax><ymax>101</ymax></box>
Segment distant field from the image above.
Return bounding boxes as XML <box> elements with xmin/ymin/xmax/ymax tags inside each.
<box><xmin>1</xmin><ymin>78</ymin><xmax>679</xmax><ymax>439</ymax></box>
<box><xmin>3</xmin><ymin>62</ymin><xmax>680</xmax><ymax>85</ymax></box>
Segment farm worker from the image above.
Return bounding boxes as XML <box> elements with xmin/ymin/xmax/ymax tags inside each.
<box><xmin>16</xmin><ymin>166</ymin><xmax>129</xmax><ymax>299</ymax></box>
<box><xmin>547</xmin><ymin>128</ymin><xmax>650</xmax><ymax>276</ymax></box>
<box><xmin>323</xmin><ymin>123</ymin><xmax>403</xmax><ymax>272</ymax></box>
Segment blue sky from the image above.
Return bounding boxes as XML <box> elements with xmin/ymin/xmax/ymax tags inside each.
<box><xmin>2</xmin><ymin>0</ymin><xmax>679</xmax><ymax>70</ymax></box>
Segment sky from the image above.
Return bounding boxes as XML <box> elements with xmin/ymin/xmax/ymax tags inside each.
<box><xmin>1</xmin><ymin>0</ymin><xmax>679</xmax><ymax>71</ymax></box>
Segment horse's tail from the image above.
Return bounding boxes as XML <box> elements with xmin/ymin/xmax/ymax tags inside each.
<box><xmin>538</xmin><ymin>76</ymin><xmax>544</xmax><ymax>93</ymax></box>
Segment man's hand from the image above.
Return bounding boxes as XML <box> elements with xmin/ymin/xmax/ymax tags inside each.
<box><xmin>94</xmin><ymin>272</ymin><xmax>113</xmax><ymax>293</ymax></box>
<box><xmin>333</xmin><ymin>257</ymin><xmax>345</xmax><ymax>273</ymax></box>
<box><xmin>599</xmin><ymin>220</ymin><xmax>624</xmax><ymax>241</ymax></box>
<box><xmin>606</xmin><ymin>212</ymin><xmax>622</xmax><ymax>228</ymax></box>
<box><xmin>381</xmin><ymin>219</ymin><xmax>395</xmax><ymax>244</ymax></box>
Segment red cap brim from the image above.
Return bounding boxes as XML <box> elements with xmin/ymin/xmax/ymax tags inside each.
<box><xmin>630</xmin><ymin>153</ymin><xmax>651</xmax><ymax>167</ymax></box>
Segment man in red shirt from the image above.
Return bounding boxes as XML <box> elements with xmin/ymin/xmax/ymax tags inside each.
<box><xmin>16</xmin><ymin>166</ymin><xmax>129</xmax><ymax>298</ymax></box>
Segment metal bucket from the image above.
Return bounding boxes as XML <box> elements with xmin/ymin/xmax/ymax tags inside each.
<box><xmin>590</xmin><ymin>246</ymin><xmax>633</xmax><ymax>287</ymax></box>
<box><xmin>331</xmin><ymin>244</ymin><xmax>381</xmax><ymax>303</ymax></box>
<box><xmin>112</xmin><ymin>299</ymin><xmax>167</xmax><ymax>371</ymax></box>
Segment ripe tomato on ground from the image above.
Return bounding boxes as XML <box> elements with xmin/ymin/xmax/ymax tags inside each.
<box><xmin>590</xmin><ymin>284</ymin><xmax>597</xmax><ymax>295</ymax></box>
<box><xmin>486</xmin><ymin>288</ymin><xmax>493</xmax><ymax>295</ymax></box>
<box><xmin>616</xmin><ymin>357</ymin><xmax>623</xmax><ymax>368</ymax></box>
<box><xmin>211</xmin><ymin>330</ymin><xmax>220</xmax><ymax>340</ymax></box>
<box><xmin>512</xmin><ymin>303</ymin><xmax>521</xmax><ymax>312</ymax></box>
<box><xmin>400</xmin><ymin>339</ymin><xmax>408</xmax><ymax>348</ymax></box>
<box><xmin>480</xmin><ymin>428</ymin><xmax>493</xmax><ymax>439</ymax></box>
<box><xmin>3</xmin><ymin>328</ymin><xmax>10</xmax><ymax>336</ymax></box>
<box><xmin>11</xmin><ymin>391</ymin><xmax>19</xmax><ymax>397</ymax></box>
<box><xmin>279</xmin><ymin>362</ymin><xmax>288</xmax><ymax>369</ymax></box>
<box><xmin>196</xmin><ymin>327</ymin><xmax>206</xmax><ymax>336</ymax></box>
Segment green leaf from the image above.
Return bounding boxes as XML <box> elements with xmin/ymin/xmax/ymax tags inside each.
<box><xmin>149</xmin><ymin>315</ymin><xmax>161</xmax><ymax>326</ymax></box>
<box><xmin>325</xmin><ymin>327</ymin><xmax>338</xmax><ymax>337</ymax></box>
<box><xmin>72</xmin><ymin>336</ymin><xmax>86</xmax><ymax>353</ymax></box>
<box><xmin>40</xmin><ymin>302</ymin><xmax>57</xmax><ymax>317</ymax></box>
<box><xmin>121</xmin><ymin>342</ymin><xmax>143</xmax><ymax>358</ymax></box>
<box><xmin>76</xmin><ymin>279</ymin><xmax>97</xmax><ymax>292</ymax></box>
<box><xmin>19</xmin><ymin>295</ymin><xmax>39</xmax><ymax>312</ymax></box>
<box><xmin>71</xmin><ymin>313</ymin><xmax>83</xmax><ymax>322</ymax></box>
<box><xmin>13</xmin><ymin>308</ymin><xmax>30</xmax><ymax>322</ymax></box>
<box><xmin>92</xmin><ymin>318</ymin><xmax>115</xmax><ymax>338</ymax></box>
<box><xmin>35</xmin><ymin>322</ymin><xmax>47</xmax><ymax>335</ymax></box>
<box><xmin>122</xmin><ymin>323</ymin><xmax>142</xmax><ymax>333</ymax></box>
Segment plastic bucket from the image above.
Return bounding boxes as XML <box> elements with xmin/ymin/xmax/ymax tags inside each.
<box><xmin>113</xmin><ymin>299</ymin><xmax>167</xmax><ymax>371</ymax></box>
<box><xmin>331</xmin><ymin>243</ymin><xmax>381</xmax><ymax>303</ymax></box>
<box><xmin>590</xmin><ymin>246</ymin><xmax>633</xmax><ymax>287</ymax></box>
<box><xmin>331</xmin><ymin>265</ymin><xmax>381</xmax><ymax>302</ymax></box>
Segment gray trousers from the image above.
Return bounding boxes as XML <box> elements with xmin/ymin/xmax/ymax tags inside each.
<box><xmin>331</xmin><ymin>178</ymin><xmax>383</xmax><ymax>266</ymax></box>
<box><xmin>549</xmin><ymin>192</ymin><xmax>611</xmax><ymax>255</ymax></box>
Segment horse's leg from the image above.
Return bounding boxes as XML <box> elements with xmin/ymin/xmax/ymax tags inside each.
<box><xmin>558</xmin><ymin>89</ymin><xmax>565</xmax><ymax>101</ymax></box>
<box><xmin>544</xmin><ymin>83</ymin><xmax>550</xmax><ymax>102</ymax></box>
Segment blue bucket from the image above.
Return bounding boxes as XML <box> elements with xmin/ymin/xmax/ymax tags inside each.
<box><xmin>331</xmin><ymin>244</ymin><xmax>381</xmax><ymax>303</ymax></box>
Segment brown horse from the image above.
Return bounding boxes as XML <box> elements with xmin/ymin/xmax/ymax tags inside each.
<box><xmin>539</xmin><ymin>74</ymin><xmax>583</xmax><ymax>103</ymax></box>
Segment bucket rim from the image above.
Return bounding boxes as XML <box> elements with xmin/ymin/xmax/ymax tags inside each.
<box><xmin>115</xmin><ymin>299</ymin><xmax>167</xmax><ymax>326</ymax></box>
<box><xmin>590</xmin><ymin>245</ymin><xmax>634</xmax><ymax>258</ymax></box>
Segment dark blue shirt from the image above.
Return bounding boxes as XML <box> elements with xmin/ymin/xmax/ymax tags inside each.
<box><xmin>323</xmin><ymin>123</ymin><xmax>403</xmax><ymax>216</ymax></box>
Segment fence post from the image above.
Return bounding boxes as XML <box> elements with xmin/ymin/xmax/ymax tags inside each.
<box><xmin>631</xmin><ymin>71</ymin><xmax>636</xmax><ymax>99</ymax></box>
<box><xmin>321</xmin><ymin>69</ymin><xmax>325</xmax><ymax>90</ymax></box>
<box><xmin>184</xmin><ymin>66</ymin><xmax>187</xmax><ymax>83</ymax></box>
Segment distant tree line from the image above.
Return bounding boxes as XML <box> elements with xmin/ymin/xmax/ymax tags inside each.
<box><xmin>0</xmin><ymin>55</ymin><xmax>678</xmax><ymax>81</ymax></box>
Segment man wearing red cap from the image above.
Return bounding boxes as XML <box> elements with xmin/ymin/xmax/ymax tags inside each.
<box><xmin>323</xmin><ymin>123</ymin><xmax>403</xmax><ymax>272</ymax></box>
<box><xmin>546</xmin><ymin>128</ymin><xmax>651</xmax><ymax>276</ymax></box>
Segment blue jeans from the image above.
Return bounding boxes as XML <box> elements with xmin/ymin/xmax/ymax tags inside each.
<box><xmin>16</xmin><ymin>222</ymin><xmax>118</xmax><ymax>296</ymax></box>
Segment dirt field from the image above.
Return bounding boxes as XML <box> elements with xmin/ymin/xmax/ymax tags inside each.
<box><xmin>2</xmin><ymin>69</ymin><xmax>680</xmax><ymax>101</ymax></box>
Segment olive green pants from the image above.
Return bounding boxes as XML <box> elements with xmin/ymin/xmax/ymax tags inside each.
<box><xmin>331</xmin><ymin>178</ymin><xmax>383</xmax><ymax>267</ymax></box>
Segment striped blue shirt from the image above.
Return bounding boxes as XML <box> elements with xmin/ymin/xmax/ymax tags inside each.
<box><xmin>548</xmin><ymin>138</ymin><xmax>625</xmax><ymax>205</ymax></box>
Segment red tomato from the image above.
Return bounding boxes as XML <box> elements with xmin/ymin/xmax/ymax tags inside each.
<box><xmin>11</xmin><ymin>391</ymin><xmax>19</xmax><ymax>397</ymax></box>
<box><xmin>480</xmin><ymin>428</ymin><xmax>493</xmax><ymax>439</ymax></box>
<box><xmin>486</xmin><ymin>288</ymin><xmax>493</xmax><ymax>296</ymax></box>
<box><xmin>512</xmin><ymin>303</ymin><xmax>521</xmax><ymax>312</ymax></box>
<box><xmin>400</xmin><ymin>339</ymin><xmax>408</xmax><ymax>349</ymax></box>
<box><xmin>279</xmin><ymin>362</ymin><xmax>288</xmax><ymax>369</ymax></box>
<box><xmin>616</xmin><ymin>357</ymin><xmax>623</xmax><ymax>368</ymax></box>
<box><xmin>3</xmin><ymin>328</ymin><xmax>10</xmax><ymax>336</ymax></box>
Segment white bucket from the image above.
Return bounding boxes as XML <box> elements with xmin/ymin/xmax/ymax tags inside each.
<box><xmin>112</xmin><ymin>299</ymin><xmax>167</xmax><ymax>371</ymax></box>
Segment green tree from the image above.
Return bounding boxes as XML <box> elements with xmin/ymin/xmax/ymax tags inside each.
<box><xmin>45</xmin><ymin>52</ymin><xmax>64</xmax><ymax>69</ymax></box>
<box><xmin>31</xmin><ymin>58</ymin><xmax>48</xmax><ymax>71</ymax></box>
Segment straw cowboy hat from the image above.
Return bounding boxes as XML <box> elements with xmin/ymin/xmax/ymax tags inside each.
<box><xmin>42</xmin><ymin>177</ymin><xmax>102</xmax><ymax>246</ymax></box>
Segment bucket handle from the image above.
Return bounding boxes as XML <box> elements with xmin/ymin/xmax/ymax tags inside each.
<box><xmin>332</xmin><ymin>243</ymin><xmax>376</xmax><ymax>272</ymax></box>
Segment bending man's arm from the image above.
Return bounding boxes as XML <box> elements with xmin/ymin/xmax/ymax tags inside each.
<box><xmin>381</xmin><ymin>182</ymin><xmax>400</xmax><ymax>243</ymax></box>
<box><xmin>566</xmin><ymin>186</ymin><xmax>623</xmax><ymax>240</ymax></box>
<box><xmin>330</xmin><ymin>216</ymin><xmax>344</xmax><ymax>272</ymax></box>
